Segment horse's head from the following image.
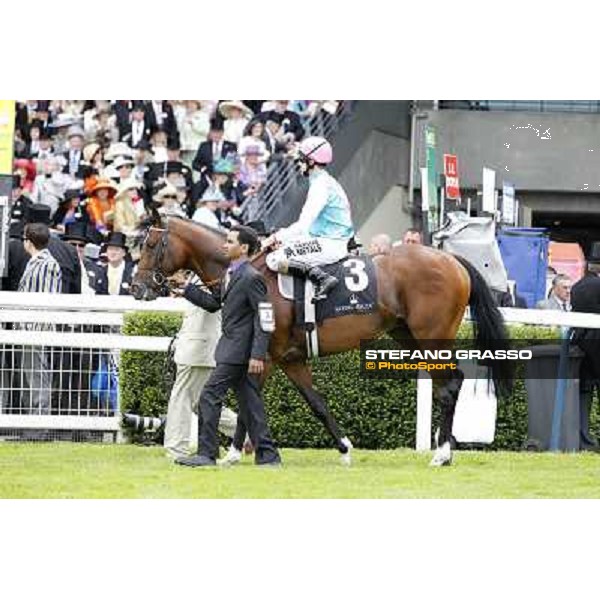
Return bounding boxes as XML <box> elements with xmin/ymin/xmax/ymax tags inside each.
<box><xmin>131</xmin><ymin>218</ymin><xmax>182</xmax><ymax>301</ymax></box>
<box><xmin>132</xmin><ymin>216</ymin><xmax>229</xmax><ymax>301</ymax></box>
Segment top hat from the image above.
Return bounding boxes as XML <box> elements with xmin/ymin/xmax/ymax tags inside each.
<box><xmin>588</xmin><ymin>241</ymin><xmax>600</xmax><ymax>263</ymax></box>
<box><xmin>25</xmin><ymin>203</ymin><xmax>51</xmax><ymax>225</ymax></box>
<box><xmin>105</xmin><ymin>231</ymin><xmax>128</xmax><ymax>249</ymax></box>
<box><xmin>63</xmin><ymin>221</ymin><xmax>89</xmax><ymax>244</ymax></box>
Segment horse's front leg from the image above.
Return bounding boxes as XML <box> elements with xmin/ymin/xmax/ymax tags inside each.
<box><xmin>281</xmin><ymin>361</ymin><xmax>353</xmax><ymax>466</ymax></box>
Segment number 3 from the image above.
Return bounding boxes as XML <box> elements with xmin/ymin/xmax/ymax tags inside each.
<box><xmin>343</xmin><ymin>259</ymin><xmax>368</xmax><ymax>292</ymax></box>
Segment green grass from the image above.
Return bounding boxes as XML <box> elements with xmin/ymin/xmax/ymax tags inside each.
<box><xmin>2</xmin><ymin>444</ymin><xmax>600</xmax><ymax>498</ymax></box>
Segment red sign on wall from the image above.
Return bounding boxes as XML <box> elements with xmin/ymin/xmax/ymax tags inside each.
<box><xmin>443</xmin><ymin>154</ymin><xmax>461</xmax><ymax>200</ymax></box>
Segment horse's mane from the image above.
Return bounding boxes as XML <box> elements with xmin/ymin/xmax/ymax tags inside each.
<box><xmin>167</xmin><ymin>216</ymin><xmax>226</xmax><ymax>239</ymax></box>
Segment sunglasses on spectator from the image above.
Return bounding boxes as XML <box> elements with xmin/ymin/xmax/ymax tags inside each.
<box><xmin>162</xmin><ymin>195</ymin><xmax>177</xmax><ymax>200</ymax></box>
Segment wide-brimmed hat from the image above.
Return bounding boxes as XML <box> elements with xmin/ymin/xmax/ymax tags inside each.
<box><xmin>219</xmin><ymin>100</ymin><xmax>253</xmax><ymax>120</ymax></box>
<box><xmin>83</xmin><ymin>143</ymin><xmax>102</xmax><ymax>164</ymax></box>
<box><xmin>63</xmin><ymin>221</ymin><xmax>89</xmax><ymax>244</ymax></box>
<box><xmin>154</xmin><ymin>181</ymin><xmax>179</xmax><ymax>200</ymax></box>
<box><xmin>90</xmin><ymin>178</ymin><xmax>118</xmax><ymax>196</ymax></box>
<box><xmin>113</xmin><ymin>155</ymin><xmax>135</xmax><ymax>170</ymax></box>
<box><xmin>50</xmin><ymin>114</ymin><xmax>79</xmax><ymax>130</ymax></box>
<box><xmin>199</xmin><ymin>186</ymin><xmax>225</xmax><ymax>203</ymax></box>
<box><xmin>61</xmin><ymin>187</ymin><xmax>85</xmax><ymax>204</ymax></box>
<box><xmin>67</xmin><ymin>125</ymin><xmax>85</xmax><ymax>139</ymax></box>
<box><xmin>213</xmin><ymin>157</ymin><xmax>235</xmax><ymax>174</ymax></box>
<box><xmin>116</xmin><ymin>178</ymin><xmax>142</xmax><ymax>199</ymax></box>
<box><xmin>105</xmin><ymin>231</ymin><xmax>128</xmax><ymax>249</ymax></box>
<box><xmin>105</xmin><ymin>142</ymin><xmax>134</xmax><ymax>162</ymax></box>
<box><xmin>242</xmin><ymin>144</ymin><xmax>264</xmax><ymax>157</ymax></box>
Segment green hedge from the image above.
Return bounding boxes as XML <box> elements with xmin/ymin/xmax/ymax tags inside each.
<box><xmin>120</xmin><ymin>312</ymin><xmax>600</xmax><ymax>450</ymax></box>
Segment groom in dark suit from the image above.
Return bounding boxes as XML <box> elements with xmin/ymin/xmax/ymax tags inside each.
<box><xmin>176</xmin><ymin>225</ymin><xmax>281</xmax><ymax>467</ymax></box>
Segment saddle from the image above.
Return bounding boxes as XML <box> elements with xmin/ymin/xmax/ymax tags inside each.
<box><xmin>277</xmin><ymin>255</ymin><xmax>378</xmax><ymax>358</ymax></box>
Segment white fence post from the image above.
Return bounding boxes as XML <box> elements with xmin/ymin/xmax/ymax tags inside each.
<box><xmin>416</xmin><ymin>371</ymin><xmax>432</xmax><ymax>451</ymax></box>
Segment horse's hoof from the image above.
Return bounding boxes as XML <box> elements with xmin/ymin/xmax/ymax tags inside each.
<box><xmin>429</xmin><ymin>441</ymin><xmax>453</xmax><ymax>467</ymax></box>
<box><xmin>340</xmin><ymin>436</ymin><xmax>353</xmax><ymax>467</ymax></box>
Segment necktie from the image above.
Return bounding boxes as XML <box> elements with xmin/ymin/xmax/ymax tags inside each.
<box><xmin>214</xmin><ymin>142</ymin><xmax>220</xmax><ymax>158</ymax></box>
<box><xmin>70</xmin><ymin>151</ymin><xmax>78</xmax><ymax>174</ymax></box>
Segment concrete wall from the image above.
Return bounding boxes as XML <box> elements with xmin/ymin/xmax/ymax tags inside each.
<box><xmin>358</xmin><ymin>186</ymin><xmax>410</xmax><ymax>245</ymax></box>
<box><xmin>338</xmin><ymin>129</ymin><xmax>411</xmax><ymax>228</ymax></box>
<box><xmin>416</xmin><ymin>109</ymin><xmax>600</xmax><ymax>193</ymax></box>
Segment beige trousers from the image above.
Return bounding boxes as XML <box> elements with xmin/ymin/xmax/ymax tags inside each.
<box><xmin>164</xmin><ymin>364</ymin><xmax>238</xmax><ymax>458</ymax></box>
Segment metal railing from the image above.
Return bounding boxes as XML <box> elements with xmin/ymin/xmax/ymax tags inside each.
<box><xmin>439</xmin><ymin>100</ymin><xmax>600</xmax><ymax>113</ymax></box>
<box><xmin>239</xmin><ymin>102</ymin><xmax>354</xmax><ymax>227</ymax></box>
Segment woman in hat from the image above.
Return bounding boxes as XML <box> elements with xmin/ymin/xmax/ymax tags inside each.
<box><xmin>13</xmin><ymin>158</ymin><xmax>37</xmax><ymax>195</ymax></box>
<box><xmin>219</xmin><ymin>101</ymin><xmax>253</xmax><ymax>146</ymax></box>
<box><xmin>31</xmin><ymin>156</ymin><xmax>70</xmax><ymax>217</ymax></box>
<box><xmin>52</xmin><ymin>188</ymin><xmax>87</xmax><ymax>233</ymax></box>
<box><xmin>239</xmin><ymin>145</ymin><xmax>267</xmax><ymax>195</ymax></box>
<box><xmin>177</xmin><ymin>101</ymin><xmax>211</xmax><ymax>167</ymax></box>
<box><xmin>114</xmin><ymin>178</ymin><xmax>144</xmax><ymax>235</ymax></box>
<box><xmin>154</xmin><ymin>181</ymin><xmax>186</xmax><ymax>218</ymax></box>
<box><xmin>86</xmin><ymin>178</ymin><xmax>118</xmax><ymax>234</ymax></box>
<box><xmin>238</xmin><ymin>119</ymin><xmax>270</xmax><ymax>164</ymax></box>
<box><xmin>192</xmin><ymin>187</ymin><xmax>224</xmax><ymax>230</ymax></box>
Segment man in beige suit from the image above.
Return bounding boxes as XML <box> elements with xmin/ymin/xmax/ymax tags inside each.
<box><xmin>164</xmin><ymin>281</ymin><xmax>238</xmax><ymax>461</ymax></box>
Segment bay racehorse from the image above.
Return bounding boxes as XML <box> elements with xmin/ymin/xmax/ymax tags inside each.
<box><xmin>131</xmin><ymin>216</ymin><xmax>513</xmax><ymax>466</ymax></box>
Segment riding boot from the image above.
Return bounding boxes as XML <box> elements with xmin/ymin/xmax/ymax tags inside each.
<box><xmin>285</xmin><ymin>260</ymin><xmax>338</xmax><ymax>302</ymax></box>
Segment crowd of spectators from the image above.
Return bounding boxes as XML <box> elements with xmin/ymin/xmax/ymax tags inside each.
<box><xmin>8</xmin><ymin>100</ymin><xmax>342</xmax><ymax>295</ymax></box>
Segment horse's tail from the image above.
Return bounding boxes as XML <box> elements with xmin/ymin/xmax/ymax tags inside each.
<box><xmin>454</xmin><ymin>255</ymin><xmax>514</xmax><ymax>398</ymax></box>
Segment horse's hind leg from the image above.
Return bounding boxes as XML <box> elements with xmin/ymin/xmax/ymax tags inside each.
<box><xmin>429</xmin><ymin>369</ymin><xmax>464</xmax><ymax>467</ymax></box>
<box><xmin>281</xmin><ymin>361</ymin><xmax>353</xmax><ymax>465</ymax></box>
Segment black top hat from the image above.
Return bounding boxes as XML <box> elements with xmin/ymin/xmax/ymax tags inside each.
<box><xmin>29</xmin><ymin>119</ymin><xmax>44</xmax><ymax>131</ymax></box>
<box><xmin>105</xmin><ymin>231</ymin><xmax>128</xmax><ymax>249</ymax></box>
<box><xmin>209</xmin><ymin>116</ymin><xmax>224</xmax><ymax>131</ymax></box>
<box><xmin>86</xmin><ymin>224</ymin><xmax>104</xmax><ymax>246</ymax></box>
<box><xmin>25</xmin><ymin>203</ymin><xmax>51</xmax><ymax>225</ymax></box>
<box><xmin>63</xmin><ymin>188</ymin><xmax>85</xmax><ymax>203</ymax></box>
<box><xmin>131</xmin><ymin>101</ymin><xmax>146</xmax><ymax>112</ymax></box>
<box><xmin>36</xmin><ymin>101</ymin><xmax>50</xmax><ymax>112</ymax></box>
<box><xmin>63</xmin><ymin>221</ymin><xmax>89</xmax><ymax>244</ymax></box>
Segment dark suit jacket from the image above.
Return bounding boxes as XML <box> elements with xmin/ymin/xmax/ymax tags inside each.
<box><xmin>144</xmin><ymin>101</ymin><xmax>178</xmax><ymax>143</ymax></box>
<box><xmin>62</xmin><ymin>149</ymin><xmax>84</xmax><ymax>175</ymax></box>
<box><xmin>99</xmin><ymin>261</ymin><xmax>135</xmax><ymax>295</ymax></box>
<box><xmin>83</xmin><ymin>258</ymin><xmax>108</xmax><ymax>295</ymax></box>
<box><xmin>571</xmin><ymin>273</ymin><xmax>600</xmax><ymax>314</ymax></box>
<box><xmin>122</xmin><ymin>122</ymin><xmax>153</xmax><ymax>146</ymax></box>
<box><xmin>48</xmin><ymin>238</ymin><xmax>82</xmax><ymax>294</ymax></box>
<box><xmin>4</xmin><ymin>236</ymin><xmax>81</xmax><ymax>294</ymax></box>
<box><xmin>113</xmin><ymin>101</ymin><xmax>133</xmax><ymax>138</ymax></box>
<box><xmin>571</xmin><ymin>273</ymin><xmax>600</xmax><ymax>381</ymax></box>
<box><xmin>183</xmin><ymin>261</ymin><xmax>271</xmax><ymax>365</ymax></box>
<box><xmin>191</xmin><ymin>140</ymin><xmax>237</xmax><ymax>174</ymax></box>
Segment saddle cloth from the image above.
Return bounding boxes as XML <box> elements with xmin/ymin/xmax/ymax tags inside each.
<box><xmin>277</xmin><ymin>255</ymin><xmax>378</xmax><ymax>328</ymax></box>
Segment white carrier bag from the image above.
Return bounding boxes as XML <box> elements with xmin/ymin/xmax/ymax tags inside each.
<box><xmin>452</xmin><ymin>365</ymin><xmax>498</xmax><ymax>444</ymax></box>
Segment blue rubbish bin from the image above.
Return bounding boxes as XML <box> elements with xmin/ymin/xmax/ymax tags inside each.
<box><xmin>497</xmin><ymin>227</ymin><xmax>549</xmax><ymax>308</ymax></box>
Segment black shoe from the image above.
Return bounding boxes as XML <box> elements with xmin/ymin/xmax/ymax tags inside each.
<box><xmin>175</xmin><ymin>454</ymin><xmax>216</xmax><ymax>468</ymax></box>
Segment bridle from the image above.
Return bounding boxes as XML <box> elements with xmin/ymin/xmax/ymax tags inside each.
<box><xmin>142</xmin><ymin>220</ymin><xmax>222</xmax><ymax>292</ymax></box>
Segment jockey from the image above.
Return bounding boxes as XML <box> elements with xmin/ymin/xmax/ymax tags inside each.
<box><xmin>263</xmin><ymin>136</ymin><xmax>354</xmax><ymax>301</ymax></box>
